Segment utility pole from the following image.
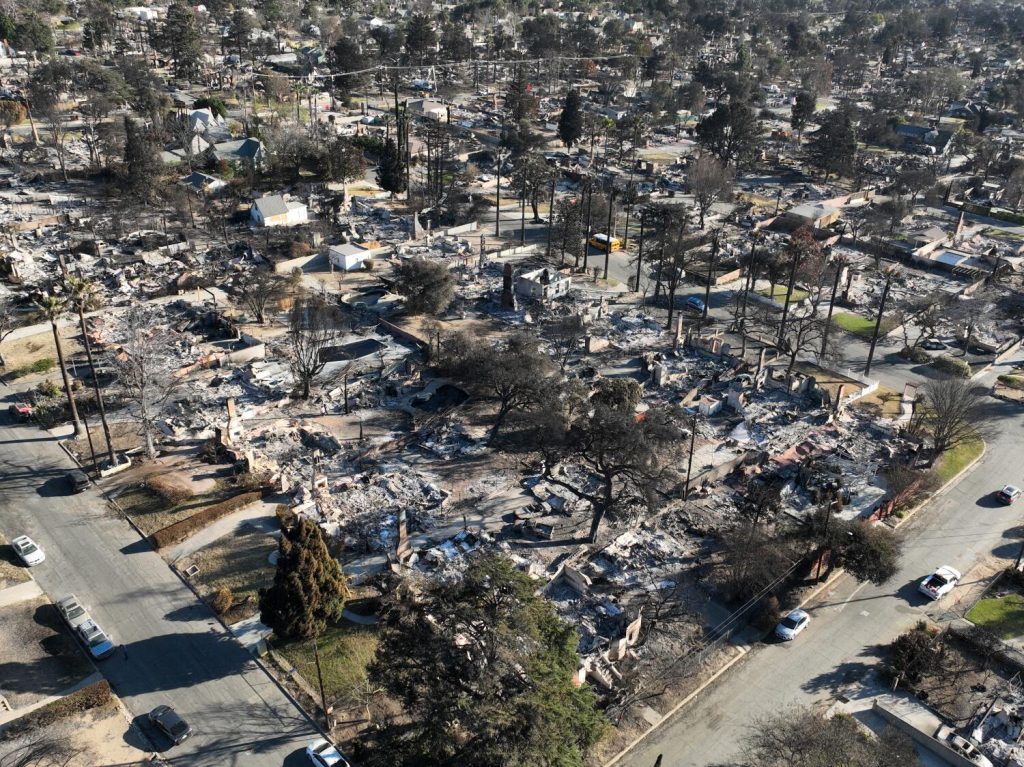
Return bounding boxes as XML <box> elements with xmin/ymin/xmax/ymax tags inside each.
<box><xmin>865</xmin><ymin>267</ymin><xmax>897</xmax><ymax>377</ymax></box>
<box><xmin>545</xmin><ymin>175</ymin><xmax>557</xmax><ymax>260</ymax></box>
<box><xmin>820</xmin><ymin>255</ymin><xmax>846</xmax><ymax>360</ymax></box>
<box><xmin>312</xmin><ymin>635</ymin><xmax>331</xmax><ymax>727</ymax></box>
<box><xmin>634</xmin><ymin>208</ymin><xmax>646</xmax><ymax>293</ymax></box>
<box><xmin>684</xmin><ymin>415</ymin><xmax>698</xmax><ymax>500</ymax></box>
<box><xmin>701</xmin><ymin>231</ymin><xmax>718</xmax><ymax>330</ymax></box>
<box><xmin>603</xmin><ymin>184</ymin><xmax>616</xmax><ymax>280</ymax></box>
<box><xmin>815</xmin><ymin>492</ymin><xmax>840</xmax><ymax>582</ymax></box>
<box><xmin>582</xmin><ymin>176</ymin><xmax>594</xmax><ymax>270</ymax></box>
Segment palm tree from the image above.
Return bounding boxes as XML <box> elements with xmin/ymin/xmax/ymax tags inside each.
<box><xmin>65</xmin><ymin>276</ymin><xmax>116</xmax><ymax>467</ymax></box>
<box><xmin>35</xmin><ymin>294</ymin><xmax>84</xmax><ymax>438</ymax></box>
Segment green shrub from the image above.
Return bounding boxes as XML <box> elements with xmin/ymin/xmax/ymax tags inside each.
<box><xmin>0</xmin><ymin>680</ymin><xmax>112</xmax><ymax>740</ymax></box>
<box><xmin>9</xmin><ymin>358</ymin><xmax>55</xmax><ymax>378</ymax></box>
<box><xmin>36</xmin><ymin>378</ymin><xmax>61</xmax><ymax>397</ymax></box>
<box><xmin>998</xmin><ymin>374</ymin><xmax>1024</xmax><ymax>391</ymax></box>
<box><xmin>275</xmin><ymin>503</ymin><xmax>296</xmax><ymax>531</ymax></box>
<box><xmin>931</xmin><ymin>354</ymin><xmax>971</xmax><ymax>378</ymax></box>
<box><xmin>150</xmin><ymin>491</ymin><xmax>263</xmax><ymax>549</ymax></box>
<box><xmin>900</xmin><ymin>346</ymin><xmax>931</xmax><ymax>364</ymax></box>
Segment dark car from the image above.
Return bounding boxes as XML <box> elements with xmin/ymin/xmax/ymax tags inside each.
<box><xmin>149</xmin><ymin>705</ymin><xmax>194</xmax><ymax>745</ymax></box>
<box><xmin>65</xmin><ymin>470</ymin><xmax>89</xmax><ymax>493</ymax></box>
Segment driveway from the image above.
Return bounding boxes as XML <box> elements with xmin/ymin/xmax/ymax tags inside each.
<box><xmin>0</xmin><ymin>414</ymin><xmax>317</xmax><ymax>767</ymax></box>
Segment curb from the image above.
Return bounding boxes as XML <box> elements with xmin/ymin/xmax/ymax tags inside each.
<box><xmin>602</xmin><ymin>440</ymin><xmax>988</xmax><ymax>767</ymax></box>
<box><xmin>603</xmin><ymin>645</ymin><xmax>749</xmax><ymax>767</ymax></box>
<box><xmin>54</xmin><ymin>437</ymin><xmax>331</xmax><ymax>745</ymax></box>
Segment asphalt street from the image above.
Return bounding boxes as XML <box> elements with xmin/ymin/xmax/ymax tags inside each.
<box><xmin>623</xmin><ymin>357</ymin><xmax>1024</xmax><ymax>767</ymax></box>
<box><xmin>0</xmin><ymin>412</ymin><xmax>317</xmax><ymax>766</ymax></box>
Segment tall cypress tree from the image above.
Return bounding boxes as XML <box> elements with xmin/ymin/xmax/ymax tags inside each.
<box><xmin>558</xmin><ymin>89</ymin><xmax>584</xmax><ymax>150</ymax></box>
<box><xmin>260</xmin><ymin>518</ymin><xmax>348</xmax><ymax>640</ymax></box>
<box><xmin>122</xmin><ymin>117</ymin><xmax>159</xmax><ymax>203</ymax></box>
<box><xmin>376</xmin><ymin>137</ymin><xmax>407</xmax><ymax>198</ymax></box>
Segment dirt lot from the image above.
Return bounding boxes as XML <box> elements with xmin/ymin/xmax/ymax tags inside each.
<box><xmin>0</xmin><ymin>706</ymin><xmax>150</xmax><ymax>766</ymax></box>
<box><xmin>177</xmin><ymin>524</ymin><xmax>278</xmax><ymax>623</ymax></box>
<box><xmin>0</xmin><ymin>533</ymin><xmax>31</xmax><ymax>589</ymax></box>
<box><xmin>2</xmin><ymin>326</ymin><xmax>85</xmax><ymax>374</ymax></box>
<box><xmin>913</xmin><ymin>632</ymin><xmax>1014</xmax><ymax>727</ymax></box>
<box><xmin>0</xmin><ymin>598</ymin><xmax>93</xmax><ymax>709</ymax></box>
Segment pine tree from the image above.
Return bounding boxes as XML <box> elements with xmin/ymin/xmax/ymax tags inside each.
<box><xmin>122</xmin><ymin>117</ymin><xmax>159</xmax><ymax>203</ymax></box>
<box><xmin>152</xmin><ymin>2</ymin><xmax>203</xmax><ymax>82</ymax></box>
<box><xmin>808</xmin><ymin>109</ymin><xmax>857</xmax><ymax>181</ymax></box>
<box><xmin>558</xmin><ymin>89</ymin><xmax>584</xmax><ymax>150</ymax></box>
<box><xmin>376</xmin><ymin>137</ymin><xmax>407</xmax><ymax>198</ymax></box>
<box><xmin>790</xmin><ymin>91</ymin><xmax>816</xmax><ymax>138</ymax></box>
<box><xmin>260</xmin><ymin>518</ymin><xmax>348</xmax><ymax>640</ymax></box>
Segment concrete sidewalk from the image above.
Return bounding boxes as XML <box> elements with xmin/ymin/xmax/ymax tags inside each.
<box><xmin>0</xmin><ymin>578</ymin><xmax>42</xmax><ymax>608</ymax></box>
<box><xmin>0</xmin><ymin>672</ymin><xmax>103</xmax><ymax>727</ymax></box>
<box><xmin>164</xmin><ymin>495</ymin><xmax>284</xmax><ymax>563</ymax></box>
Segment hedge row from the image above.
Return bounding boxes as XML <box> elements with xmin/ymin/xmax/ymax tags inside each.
<box><xmin>151</xmin><ymin>491</ymin><xmax>263</xmax><ymax>550</ymax></box>
<box><xmin>0</xmin><ymin>680</ymin><xmax>113</xmax><ymax>741</ymax></box>
<box><xmin>931</xmin><ymin>354</ymin><xmax>971</xmax><ymax>378</ymax></box>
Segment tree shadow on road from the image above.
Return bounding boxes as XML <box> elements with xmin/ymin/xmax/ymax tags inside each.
<box><xmin>799</xmin><ymin>642</ymin><xmax>888</xmax><ymax>696</ymax></box>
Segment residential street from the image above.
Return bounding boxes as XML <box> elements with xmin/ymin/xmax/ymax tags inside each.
<box><xmin>0</xmin><ymin>413</ymin><xmax>317</xmax><ymax>766</ymax></box>
<box><xmin>623</xmin><ymin>360</ymin><xmax>1024</xmax><ymax>767</ymax></box>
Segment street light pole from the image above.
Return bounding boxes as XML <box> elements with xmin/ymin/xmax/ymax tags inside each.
<box><xmin>684</xmin><ymin>415</ymin><xmax>698</xmax><ymax>500</ymax></box>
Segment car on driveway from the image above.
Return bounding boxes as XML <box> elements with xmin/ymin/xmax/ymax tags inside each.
<box><xmin>919</xmin><ymin>566</ymin><xmax>962</xmax><ymax>600</ymax></box>
<box><xmin>11</xmin><ymin>535</ymin><xmax>44</xmax><ymax>566</ymax></box>
<box><xmin>945</xmin><ymin>734</ymin><xmax>993</xmax><ymax>767</ymax></box>
<box><xmin>149</xmin><ymin>705</ymin><xmax>194</xmax><ymax>745</ymax></box>
<box><xmin>65</xmin><ymin>470</ymin><xmax>89</xmax><ymax>493</ymax></box>
<box><xmin>920</xmin><ymin>339</ymin><xmax>947</xmax><ymax>351</ymax></box>
<box><xmin>76</xmin><ymin>619</ymin><xmax>115</xmax><ymax>660</ymax></box>
<box><xmin>685</xmin><ymin>296</ymin><xmax>706</xmax><ymax>314</ymax></box>
<box><xmin>56</xmin><ymin>594</ymin><xmax>89</xmax><ymax>630</ymax></box>
<box><xmin>997</xmin><ymin>485</ymin><xmax>1022</xmax><ymax>505</ymax></box>
<box><xmin>306</xmin><ymin>738</ymin><xmax>350</xmax><ymax>767</ymax></box>
<box><xmin>774</xmin><ymin>608</ymin><xmax>810</xmax><ymax>641</ymax></box>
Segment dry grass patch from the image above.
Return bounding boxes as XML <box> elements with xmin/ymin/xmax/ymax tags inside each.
<box><xmin>853</xmin><ymin>384</ymin><xmax>904</xmax><ymax>419</ymax></box>
<box><xmin>116</xmin><ymin>480</ymin><xmax>242</xmax><ymax>536</ymax></box>
<box><xmin>0</xmin><ymin>533</ymin><xmax>31</xmax><ymax>589</ymax></box>
<box><xmin>177</xmin><ymin>524</ymin><xmax>278</xmax><ymax>623</ymax></box>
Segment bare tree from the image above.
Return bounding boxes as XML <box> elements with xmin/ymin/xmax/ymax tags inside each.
<box><xmin>110</xmin><ymin>305</ymin><xmax>182</xmax><ymax>459</ymax></box>
<box><xmin>689</xmin><ymin>155</ymin><xmax>734</xmax><ymax>229</ymax></box>
<box><xmin>0</xmin><ymin>728</ymin><xmax>90</xmax><ymax>767</ymax></box>
<box><xmin>0</xmin><ymin>294</ymin><xmax>21</xmax><ymax>367</ymax></box>
<box><xmin>543</xmin><ymin>313</ymin><xmax>586</xmax><ymax>373</ymax></box>
<box><xmin>287</xmin><ymin>298</ymin><xmax>341</xmax><ymax>399</ymax></box>
<box><xmin>237</xmin><ymin>271</ymin><xmax>286</xmax><ymax>325</ymax></box>
<box><xmin>909</xmin><ymin>378</ymin><xmax>988</xmax><ymax>464</ymax></box>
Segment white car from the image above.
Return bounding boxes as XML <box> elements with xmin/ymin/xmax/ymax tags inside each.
<box><xmin>76</xmin><ymin>619</ymin><xmax>115</xmax><ymax>660</ymax></box>
<box><xmin>946</xmin><ymin>734</ymin><xmax>993</xmax><ymax>767</ymax></box>
<box><xmin>306</xmin><ymin>738</ymin><xmax>350</xmax><ymax>767</ymax></box>
<box><xmin>11</xmin><ymin>535</ymin><xmax>44</xmax><ymax>566</ymax></box>
<box><xmin>919</xmin><ymin>566</ymin><xmax>962</xmax><ymax>600</ymax></box>
<box><xmin>774</xmin><ymin>608</ymin><xmax>810</xmax><ymax>641</ymax></box>
<box><xmin>56</xmin><ymin>595</ymin><xmax>89</xmax><ymax>630</ymax></box>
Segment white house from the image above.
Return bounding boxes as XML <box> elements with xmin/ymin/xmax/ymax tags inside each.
<box><xmin>251</xmin><ymin>195</ymin><xmax>308</xmax><ymax>227</ymax></box>
<box><xmin>515</xmin><ymin>267</ymin><xmax>571</xmax><ymax>300</ymax></box>
<box><xmin>328</xmin><ymin>243</ymin><xmax>370</xmax><ymax>271</ymax></box>
<box><xmin>407</xmin><ymin>99</ymin><xmax>447</xmax><ymax>121</ymax></box>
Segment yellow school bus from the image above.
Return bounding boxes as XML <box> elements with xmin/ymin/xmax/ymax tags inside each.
<box><xmin>588</xmin><ymin>233</ymin><xmax>622</xmax><ymax>252</ymax></box>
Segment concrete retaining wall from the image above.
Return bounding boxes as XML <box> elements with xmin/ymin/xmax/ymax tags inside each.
<box><xmin>273</xmin><ymin>252</ymin><xmax>328</xmax><ymax>274</ymax></box>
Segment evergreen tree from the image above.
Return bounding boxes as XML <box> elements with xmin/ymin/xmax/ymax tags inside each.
<box><xmin>808</xmin><ymin>109</ymin><xmax>858</xmax><ymax>181</ymax></box>
<box><xmin>376</xmin><ymin>138</ymin><xmax>407</xmax><ymax>197</ymax></box>
<box><xmin>557</xmin><ymin>89</ymin><xmax>584</xmax><ymax>150</ymax></box>
<box><xmin>790</xmin><ymin>91</ymin><xmax>816</xmax><ymax>137</ymax></box>
<box><xmin>368</xmin><ymin>553</ymin><xmax>605</xmax><ymax>767</ymax></box>
<box><xmin>259</xmin><ymin>518</ymin><xmax>348</xmax><ymax>640</ymax></box>
<box><xmin>122</xmin><ymin>117</ymin><xmax>159</xmax><ymax>202</ymax></box>
<box><xmin>404</xmin><ymin>13</ymin><xmax>437</xmax><ymax>65</ymax></box>
<box><xmin>152</xmin><ymin>2</ymin><xmax>203</xmax><ymax>81</ymax></box>
<box><xmin>695</xmin><ymin>102</ymin><xmax>760</xmax><ymax>168</ymax></box>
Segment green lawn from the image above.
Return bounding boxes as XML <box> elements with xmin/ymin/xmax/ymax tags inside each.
<box><xmin>934</xmin><ymin>437</ymin><xmax>984</xmax><ymax>486</ymax></box>
<box><xmin>757</xmin><ymin>285</ymin><xmax>809</xmax><ymax>303</ymax></box>
<box><xmin>277</xmin><ymin>622</ymin><xmax>379</xmax><ymax>706</ymax></box>
<box><xmin>831</xmin><ymin>312</ymin><xmax>897</xmax><ymax>340</ymax></box>
<box><xmin>967</xmin><ymin>593</ymin><xmax>1024</xmax><ymax>639</ymax></box>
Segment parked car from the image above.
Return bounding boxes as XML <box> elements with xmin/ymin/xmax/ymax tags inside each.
<box><xmin>10</xmin><ymin>535</ymin><xmax>44</xmax><ymax>566</ymax></box>
<box><xmin>997</xmin><ymin>485</ymin><xmax>1022</xmax><ymax>505</ymax></box>
<box><xmin>65</xmin><ymin>470</ymin><xmax>89</xmax><ymax>493</ymax></box>
<box><xmin>76</xmin><ymin>619</ymin><xmax>115</xmax><ymax>660</ymax></box>
<box><xmin>945</xmin><ymin>734</ymin><xmax>993</xmax><ymax>767</ymax></box>
<box><xmin>56</xmin><ymin>594</ymin><xmax>89</xmax><ymax>630</ymax></box>
<box><xmin>774</xmin><ymin>608</ymin><xmax>810</xmax><ymax>641</ymax></box>
<box><xmin>7</xmin><ymin>403</ymin><xmax>33</xmax><ymax>422</ymax></box>
<box><xmin>149</xmin><ymin>705</ymin><xmax>194</xmax><ymax>745</ymax></box>
<box><xmin>685</xmin><ymin>296</ymin><xmax>707</xmax><ymax>314</ymax></box>
<box><xmin>920</xmin><ymin>339</ymin><xmax>946</xmax><ymax>351</ymax></box>
<box><xmin>919</xmin><ymin>566</ymin><xmax>962</xmax><ymax>600</ymax></box>
<box><xmin>306</xmin><ymin>739</ymin><xmax>350</xmax><ymax>767</ymax></box>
